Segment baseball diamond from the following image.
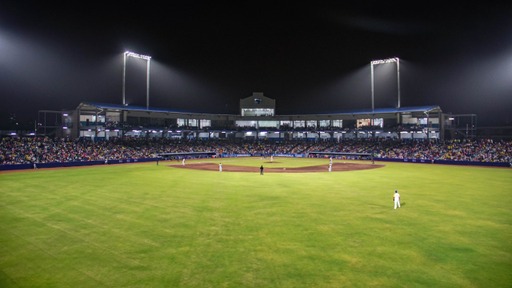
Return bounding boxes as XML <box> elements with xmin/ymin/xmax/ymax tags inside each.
<box><xmin>170</xmin><ymin>161</ymin><xmax>384</xmax><ymax>173</ymax></box>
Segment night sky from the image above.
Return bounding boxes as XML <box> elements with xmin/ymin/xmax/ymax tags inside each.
<box><xmin>1</xmin><ymin>2</ymin><xmax>511</xmax><ymax>127</ymax></box>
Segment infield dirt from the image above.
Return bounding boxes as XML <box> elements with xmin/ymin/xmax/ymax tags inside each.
<box><xmin>170</xmin><ymin>162</ymin><xmax>384</xmax><ymax>173</ymax></box>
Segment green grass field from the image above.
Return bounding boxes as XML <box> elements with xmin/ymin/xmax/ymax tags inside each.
<box><xmin>1</xmin><ymin>157</ymin><xmax>511</xmax><ymax>288</ymax></box>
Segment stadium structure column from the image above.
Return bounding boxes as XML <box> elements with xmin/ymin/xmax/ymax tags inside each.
<box><xmin>75</xmin><ymin>107</ymin><xmax>81</xmax><ymax>138</ymax></box>
<box><xmin>425</xmin><ymin>112</ymin><xmax>430</xmax><ymax>140</ymax></box>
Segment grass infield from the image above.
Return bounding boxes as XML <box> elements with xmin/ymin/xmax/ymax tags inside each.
<box><xmin>0</xmin><ymin>157</ymin><xmax>511</xmax><ymax>287</ymax></box>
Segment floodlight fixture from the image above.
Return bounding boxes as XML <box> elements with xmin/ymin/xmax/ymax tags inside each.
<box><xmin>371</xmin><ymin>57</ymin><xmax>398</xmax><ymax>65</ymax></box>
<box><xmin>123</xmin><ymin>51</ymin><xmax>152</xmax><ymax>109</ymax></box>
<box><xmin>370</xmin><ymin>57</ymin><xmax>401</xmax><ymax>111</ymax></box>
<box><xmin>125</xmin><ymin>51</ymin><xmax>151</xmax><ymax>61</ymax></box>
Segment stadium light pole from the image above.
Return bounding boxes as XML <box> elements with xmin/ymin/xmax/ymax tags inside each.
<box><xmin>370</xmin><ymin>57</ymin><xmax>400</xmax><ymax>111</ymax></box>
<box><xmin>123</xmin><ymin>51</ymin><xmax>152</xmax><ymax>109</ymax></box>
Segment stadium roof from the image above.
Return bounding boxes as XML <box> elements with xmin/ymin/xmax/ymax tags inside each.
<box><xmin>327</xmin><ymin>105</ymin><xmax>443</xmax><ymax>115</ymax></box>
<box><xmin>78</xmin><ymin>102</ymin><xmax>188</xmax><ymax>114</ymax></box>
<box><xmin>76</xmin><ymin>101</ymin><xmax>442</xmax><ymax>120</ymax></box>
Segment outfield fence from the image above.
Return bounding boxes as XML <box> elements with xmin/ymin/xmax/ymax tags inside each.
<box><xmin>1</xmin><ymin>156</ymin><xmax>510</xmax><ymax>171</ymax></box>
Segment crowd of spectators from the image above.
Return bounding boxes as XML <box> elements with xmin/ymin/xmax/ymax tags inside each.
<box><xmin>1</xmin><ymin>136</ymin><xmax>511</xmax><ymax>165</ymax></box>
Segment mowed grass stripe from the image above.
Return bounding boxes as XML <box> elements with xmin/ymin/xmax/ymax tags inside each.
<box><xmin>0</xmin><ymin>201</ymin><xmax>153</xmax><ymax>286</ymax></box>
<box><xmin>0</xmin><ymin>209</ymin><xmax>115</xmax><ymax>287</ymax></box>
<box><xmin>0</xmin><ymin>158</ymin><xmax>511</xmax><ymax>287</ymax></box>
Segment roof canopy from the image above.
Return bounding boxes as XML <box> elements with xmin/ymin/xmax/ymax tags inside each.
<box><xmin>77</xmin><ymin>101</ymin><xmax>442</xmax><ymax>121</ymax></box>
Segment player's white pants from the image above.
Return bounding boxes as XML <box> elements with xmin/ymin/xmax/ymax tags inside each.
<box><xmin>394</xmin><ymin>200</ymin><xmax>400</xmax><ymax>209</ymax></box>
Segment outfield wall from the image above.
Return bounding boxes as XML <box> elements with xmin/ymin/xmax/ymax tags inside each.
<box><xmin>1</xmin><ymin>156</ymin><xmax>510</xmax><ymax>171</ymax></box>
<box><xmin>376</xmin><ymin>158</ymin><xmax>510</xmax><ymax>167</ymax></box>
<box><xmin>0</xmin><ymin>158</ymin><xmax>158</xmax><ymax>171</ymax></box>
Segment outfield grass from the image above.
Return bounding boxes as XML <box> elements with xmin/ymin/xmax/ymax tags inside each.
<box><xmin>1</xmin><ymin>157</ymin><xmax>511</xmax><ymax>288</ymax></box>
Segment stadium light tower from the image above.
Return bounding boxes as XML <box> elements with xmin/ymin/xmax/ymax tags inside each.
<box><xmin>370</xmin><ymin>57</ymin><xmax>400</xmax><ymax>111</ymax></box>
<box><xmin>123</xmin><ymin>51</ymin><xmax>152</xmax><ymax>109</ymax></box>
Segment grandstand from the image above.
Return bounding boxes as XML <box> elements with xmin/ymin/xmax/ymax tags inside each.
<box><xmin>37</xmin><ymin>92</ymin><xmax>445</xmax><ymax>141</ymax></box>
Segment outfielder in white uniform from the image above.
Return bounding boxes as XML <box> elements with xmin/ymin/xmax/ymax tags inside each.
<box><xmin>393</xmin><ymin>190</ymin><xmax>401</xmax><ymax>209</ymax></box>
